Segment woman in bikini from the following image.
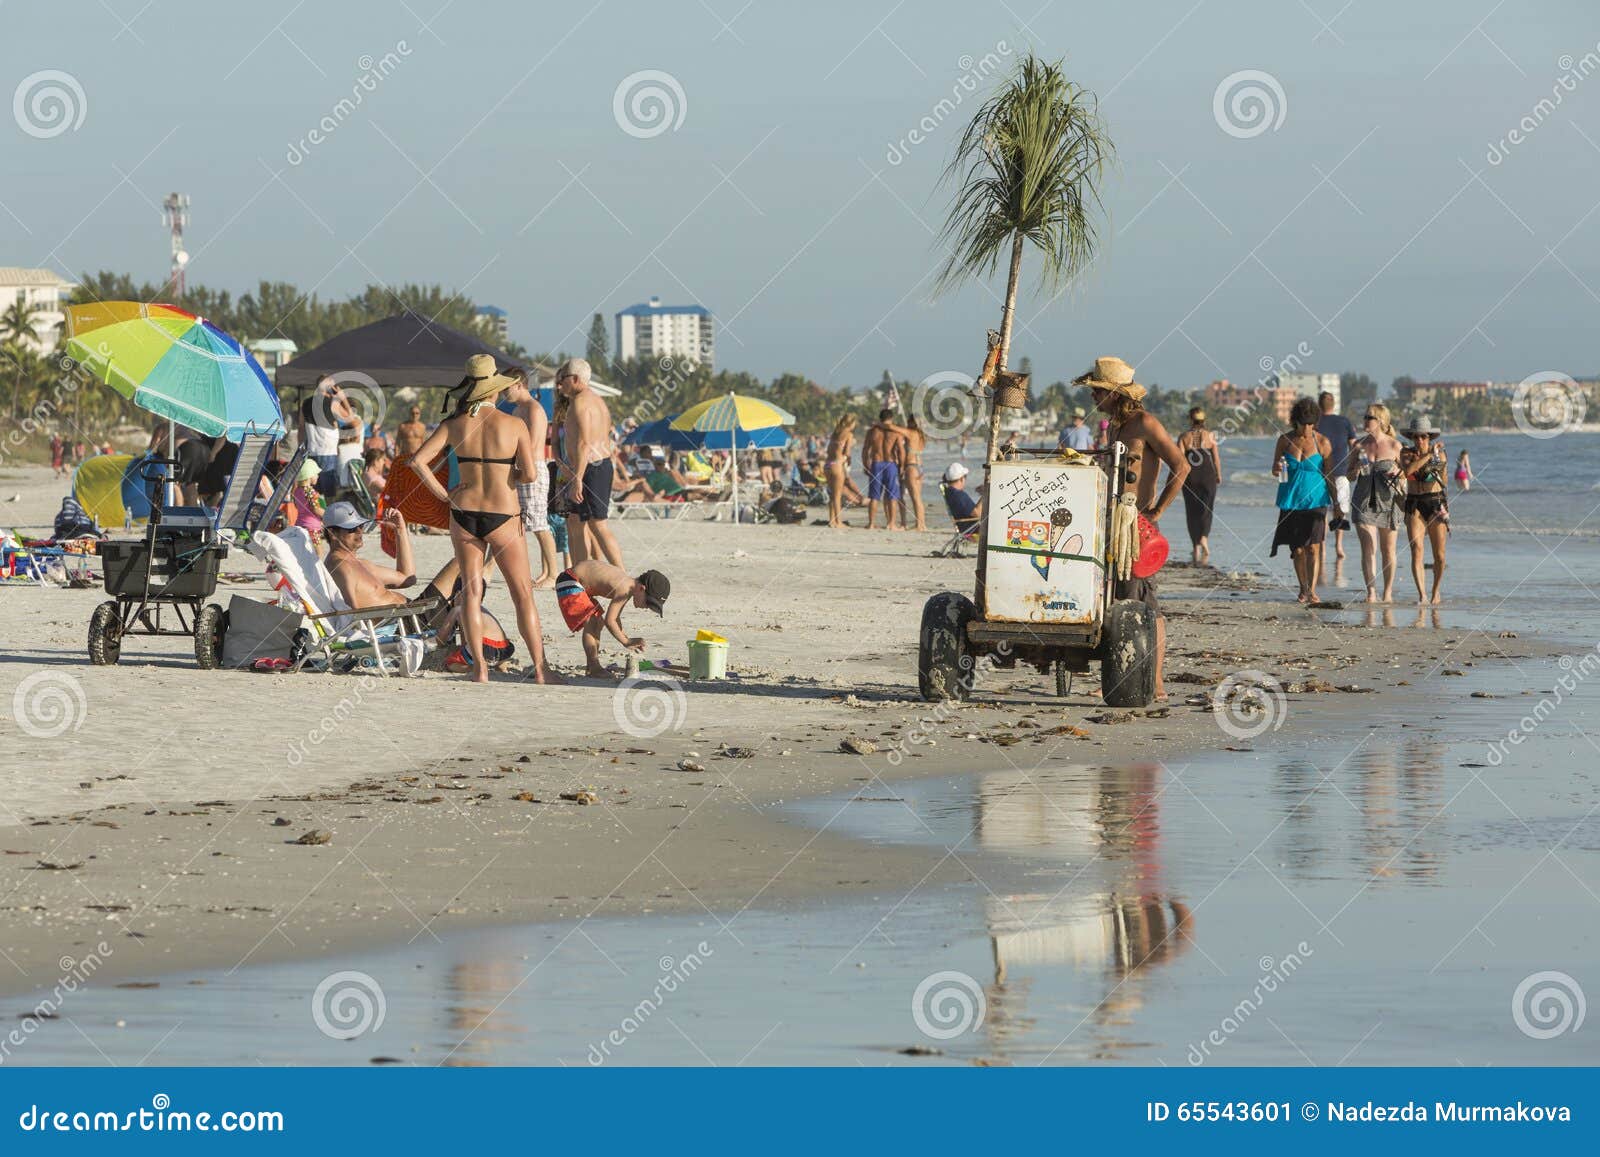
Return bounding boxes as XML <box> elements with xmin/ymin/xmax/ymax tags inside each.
<box><xmin>1269</xmin><ymin>396</ymin><xmax>1334</xmax><ymax>604</ymax></box>
<box><xmin>901</xmin><ymin>415</ymin><xmax>929</xmax><ymax>532</ymax></box>
<box><xmin>1400</xmin><ymin>417</ymin><xmax>1448</xmax><ymax>605</ymax></box>
<box><xmin>409</xmin><ymin>355</ymin><xmax>560</xmax><ymax>684</ymax></box>
<box><xmin>825</xmin><ymin>412</ymin><xmax>864</xmax><ymax>528</ymax></box>
<box><xmin>1348</xmin><ymin>401</ymin><xmax>1404</xmax><ymax>604</ymax></box>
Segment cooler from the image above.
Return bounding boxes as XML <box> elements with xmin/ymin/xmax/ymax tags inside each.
<box><xmin>982</xmin><ymin>460</ymin><xmax>1106</xmax><ymax>625</ymax></box>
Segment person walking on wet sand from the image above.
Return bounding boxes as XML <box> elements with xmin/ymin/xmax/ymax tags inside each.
<box><xmin>1176</xmin><ymin>407</ymin><xmax>1220</xmax><ymax>565</ymax></box>
<box><xmin>1349</xmin><ymin>402</ymin><xmax>1404</xmax><ymax>604</ymax></box>
<box><xmin>1270</xmin><ymin>396</ymin><xmax>1334</xmax><ymax>605</ymax></box>
<box><xmin>555</xmin><ymin>560</ymin><xmax>670</xmax><ymax>678</ymax></box>
<box><xmin>1400</xmin><ymin>417</ymin><xmax>1449</xmax><ymax>605</ymax></box>
<box><xmin>558</xmin><ymin>358</ymin><xmax>624</xmax><ymax>568</ymax></box>
<box><xmin>1079</xmin><ymin>356</ymin><xmax>1187</xmax><ymax>700</ymax></box>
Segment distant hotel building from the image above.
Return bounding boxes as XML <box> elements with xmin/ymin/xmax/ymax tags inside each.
<box><xmin>1275</xmin><ymin>371</ymin><xmax>1341</xmax><ymax>413</ymax></box>
<box><xmin>615</xmin><ymin>296</ymin><xmax>714</xmax><ymax>368</ymax></box>
<box><xmin>0</xmin><ymin>267</ymin><xmax>76</xmax><ymax>353</ymax></box>
<box><xmin>1392</xmin><ymin>380</ymin><xmax>1494</xmax><ymax>407</ymax></box>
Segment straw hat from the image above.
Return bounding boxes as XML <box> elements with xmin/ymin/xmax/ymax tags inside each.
<box><xmin>454</xmin><ymin>354</ymin><xmax>516</xmax><ymax>411</ymax></box>
<box><xmin>1073</xmin><ymin>356</ymin><xmax>1147</xmax><ymax>403</ymax></box>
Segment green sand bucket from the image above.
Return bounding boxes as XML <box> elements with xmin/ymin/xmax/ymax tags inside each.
<box><xmin>687</xmin><ymin>638</ymin><xmax>729</xmax><ymax>680</ymax></box>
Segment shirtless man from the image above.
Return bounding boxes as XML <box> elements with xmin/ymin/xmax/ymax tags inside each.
<box><xmin>322</xmin><ymin>502</ymin><xmax>421</xmax><ymax>609</ymax></box>
<box><xmin>504</xmin><ymin>369</ymin><xmax>559</xmax><ymax>588</ymax></box>
<box><xmin>557</xmin><ymin>358</ymin><xmax>623</xmax><ymax>568</ymax></box>
<box><xmin>554</xmin><ymin>560</ymin><xmax>671</xmax><ymax>678</ymax></box>
<box><xmin>396</xmin><ymin>405</ymin><xmax>428</xmax><ymax>458</ymax></box>
<box><xmin>1076</xmin><ymin>356</ymin><xmax>1188</xmax><ymax>700</ymax></box>
<box><xmin>861</xmin><ymin>409</ymin><xmax>904</xmax><ymax>530</ymax></box>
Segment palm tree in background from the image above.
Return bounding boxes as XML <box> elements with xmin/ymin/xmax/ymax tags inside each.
<box><xmin>934</xmin><ymin>53</ymin><xmax>1113</xmax><ymax>462</ymax></box>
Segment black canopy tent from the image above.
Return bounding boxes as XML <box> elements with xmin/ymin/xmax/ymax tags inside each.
<box><xmin>273</xmin><ymin>311</ymin><xmax>519</xmax><ymax>393</ymax></box>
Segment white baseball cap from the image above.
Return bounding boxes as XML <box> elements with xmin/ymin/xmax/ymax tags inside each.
<box><xmin>944</xmin><ymin>462</ymin><xmax>970</xmax><ymax>483</ymax></box>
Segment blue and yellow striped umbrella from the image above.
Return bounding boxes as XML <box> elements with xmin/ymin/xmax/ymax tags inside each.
<box><xmin>668</xmin><ymin>393</ymin><xmax>795</xmax><ymax>439</ymax></box>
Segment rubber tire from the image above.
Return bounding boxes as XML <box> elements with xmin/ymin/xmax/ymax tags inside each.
<box><xmin>1055</xmin><ymin>661</ymin><xmax>1070</xmax><ymax>698</ymax></box>
<box><xmin>918</xmin><ymin>591</ymin><xmax>976</xmax><ymax>701</ymax></box>
<box><xmin>194</xmin><ymin>603</ymin><xmax>226</xmax><ymax>670</ymax></box>
<box><xmin>88</xmin><ymin>601</ymin><xmax>122</xmax><ymax>666</ymax></box>
<box><xmin>1101</xmin><ymin>599</ymin><xmax>1157</xmax><ymax>707</ymax></box>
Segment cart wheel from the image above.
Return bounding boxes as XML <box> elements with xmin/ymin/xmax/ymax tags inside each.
<box><xmin>88</xmin><ymin>601</ymin><xmax>122</xmax><ymax>666</ymax></box>
<box><xmin>1055</xmin><ymin>661</ymin><xmax>1071</xmax><ymax>698</ymax></box>
<box><xmin>194</xmin><ymin>603</ymin><xmax>227</xmax><ymax>670</ymax></box>
<box><xmin>1101</xmin><ymin>600</ymin><xmax>1157</xmax><ymax>707</ymax></box>
<box><xmin>919</xmin><ymin>591</ymin><xmax>976</xmax><ymax>701</ymax></box>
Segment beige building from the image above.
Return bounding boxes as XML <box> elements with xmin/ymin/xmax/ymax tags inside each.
<box><xmin>0</xmin><ymin>267</ymin><xmax>76</xmax><ymax>352</ymax></box>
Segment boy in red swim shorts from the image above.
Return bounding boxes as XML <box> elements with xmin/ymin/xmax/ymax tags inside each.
<box><xmin>555</xmin><ymin>560</ymin><xmax>671</xmax><ymax>678</ymax></box>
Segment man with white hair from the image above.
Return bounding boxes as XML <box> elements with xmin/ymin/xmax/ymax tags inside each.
<box><xmin>557</xmin><ymin>358</ymin><xmax>623</xmax><ymax>567</ymax></box>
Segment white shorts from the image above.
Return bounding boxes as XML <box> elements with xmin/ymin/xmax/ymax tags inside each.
<box><xmin>1332</xmin><ymin>475</ymin><xmax>1352</xmax><ymax>517</ymax></box>
<box><xmin>519</xmin><ymin>472</ymin><xmax>549</xmax><ymax>534</ymax></box>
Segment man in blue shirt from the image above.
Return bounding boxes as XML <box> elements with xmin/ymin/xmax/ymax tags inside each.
<box><xmin>942</xmin><ymin>462</ymin><xmax>982</xmax><ymax>533</ymax></box>
<box><xmin>1315</xmin><ymin>391</ymin><xmax>1357</xmax><ymax>562</ymax></box>
<box><xmin>1058</xmin><ymin>407</ymin><xmax>1095</xmax><ymax>452</ymax></box>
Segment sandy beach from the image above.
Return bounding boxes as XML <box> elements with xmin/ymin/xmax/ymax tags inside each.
<box><xmin>0</xmin><ymin>462</ymin><xmax>1556</xmax><ymax>996</ymax></box>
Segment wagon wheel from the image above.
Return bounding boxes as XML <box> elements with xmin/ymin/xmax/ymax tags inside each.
<box><xmin>88</xmin><ymin>601</ymin><xmax>122</xmax><ymax>666</ymax></box>
<box><xmin>194</xmin><ymin>603</ymin><xmax>227</xmax><ymax>670</ymax></box>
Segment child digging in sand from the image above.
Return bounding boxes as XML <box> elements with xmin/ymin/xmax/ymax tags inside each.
<box><xmin>555</xmin><ymin>560</ymin><xmax>671</xmax><ymax>677</ymax></box>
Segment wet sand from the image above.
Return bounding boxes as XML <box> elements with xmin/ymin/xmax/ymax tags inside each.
<box><xmin>0</xmin><ymin>463</ymin><xmax>1556</xmax><ymax>995</ymax></box>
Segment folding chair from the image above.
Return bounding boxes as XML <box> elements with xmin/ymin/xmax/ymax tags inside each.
<box><xmin>933</xmin><ymin>482</ymin><xmax>982</xmax><ymax>558</ymax></box>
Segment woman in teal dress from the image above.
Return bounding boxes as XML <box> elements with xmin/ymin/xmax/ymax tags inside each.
<box><xmin>1269</xmin><ymin>396</ymin><xmax>1335</xmax><ymax>604</ymax></box>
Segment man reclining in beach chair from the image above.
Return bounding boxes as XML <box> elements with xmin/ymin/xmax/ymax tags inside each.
<box><xmin>934</xmin><ymin>462</ymin><xmax>984</xmax><ymax>558</ymax></box>
<box><xmin>555</xmin><ymin>560</ymin><xmax>671</xmax><ymax>678</ymax></box>
<box><xmin>248</xmin><ymin>501</ymin><xmax>448</xmax><ymax>675</ymax></box>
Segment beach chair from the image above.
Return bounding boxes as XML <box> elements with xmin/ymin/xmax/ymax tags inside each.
<box><xmin>933</xmin><ymin>482</ymin><xmax>982</xmax><ymax>558</ymax></box>
<box><xmin>245</xmin><ymin>526</ymin><xmax>442</xmax><ymax>676</ymax></box>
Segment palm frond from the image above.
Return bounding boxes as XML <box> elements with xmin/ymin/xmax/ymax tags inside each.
<box><xmin>934</xmin><ymin>54</ymin><xmax>1113</xmax><ymax>297</ymax></box>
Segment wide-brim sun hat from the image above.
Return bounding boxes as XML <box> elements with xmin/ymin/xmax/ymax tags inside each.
<box><xmin>1072</xmin><ymin>355</ymin><xmax>1147</xmax><ymax>403</ymax></box>
<box><xmin>1403</xmin><ymin>417</ymin><xmax>1442</xmax><ymax>437</ymax></box>
<box><xmin>453</xmin><ymin>354</ymin><xmax>517</xmax><ymax>410</ymax></box>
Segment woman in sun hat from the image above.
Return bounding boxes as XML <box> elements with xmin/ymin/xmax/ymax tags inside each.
<box><xmin>1177</xmin><ymin>406</ymin><xmax>1221</xmax><ymax>565</ymax></box>
<box><xmin>1399</xmin><ymin>415</ymin><xmax>1448</xmax><ymax>604</ymax></box>
<box><xmin>408</xmin><ymin>355</ymin><xmax>561</xmax><ymax>684</ymax></box>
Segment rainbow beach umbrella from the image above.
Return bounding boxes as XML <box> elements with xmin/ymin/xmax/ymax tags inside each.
<box><xmin>64</xmin><ymin>302</ymin><xmax>284</xmax><ymax>441</ymax></box>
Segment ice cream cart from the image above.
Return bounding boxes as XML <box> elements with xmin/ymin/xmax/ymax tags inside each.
<box><xmin>918</xmin><ymin>444</ymin><xmax>1157</xmax><ymax>706</ymax></box>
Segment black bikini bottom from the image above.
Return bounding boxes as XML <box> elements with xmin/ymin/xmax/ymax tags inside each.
<box><xmin>452</xmin><ymin>508</ymin><xmax>515</xmax><ymax>538</ymax></box>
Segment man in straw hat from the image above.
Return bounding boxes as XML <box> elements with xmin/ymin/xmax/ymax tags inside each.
<box><xmin>1075</xmin><ymin>355</ymin><xmax>1189</xmax><ymax>700</ymax></box>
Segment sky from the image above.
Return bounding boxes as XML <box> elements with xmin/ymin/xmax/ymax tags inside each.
<box><xmin>3</xmin><ymin>0</ymin><xmax>1597</xmax><ymax>392</ymax></box>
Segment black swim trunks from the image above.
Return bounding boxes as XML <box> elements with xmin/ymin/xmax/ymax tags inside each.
<box><xmin>1114</xmin><ymin>575</ymin><xmax>1159</xmax><ymax>614</ymax></box>
<box><xmin>572</xmin><ymin>459</ymin><xmax>613</xmax><ymax>522</ymax></box>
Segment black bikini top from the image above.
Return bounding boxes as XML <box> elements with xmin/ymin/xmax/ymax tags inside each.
<box><xmin>456</xmin><ymin>452</ymin><xmax>517</xmax><ymax>465</ymax></box>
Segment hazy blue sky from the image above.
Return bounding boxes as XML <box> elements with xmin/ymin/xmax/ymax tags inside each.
<box><xmin>4</xmin><ymin>0</ymin><xmax>1597</xmax><ymax>391</ymax></box>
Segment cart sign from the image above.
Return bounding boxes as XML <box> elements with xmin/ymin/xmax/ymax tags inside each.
<box><xmin>984</xmin><ymin>461</ymin><xmax>1106</xmax><ymax>624</ymax></box>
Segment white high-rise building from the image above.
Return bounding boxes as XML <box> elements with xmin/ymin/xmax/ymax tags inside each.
<box><xmin>1276</xmin><ymin>371</ymin><xmax>1341</xmax><ymax>411</ymax></box>
<box><xmin>615</xmin><ymin>296</ymin><xmax>714</xmax><ymax>368</ymax></box>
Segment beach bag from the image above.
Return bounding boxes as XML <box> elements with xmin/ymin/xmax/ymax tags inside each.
<box><xmin>221</xmin><ymin>595</ymin><xmax>303</xmax><ymax>668</ymax></box>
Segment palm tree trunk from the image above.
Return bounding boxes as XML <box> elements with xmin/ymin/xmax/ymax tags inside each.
<box><xmin>985</xmin><ymin>232</ymin><xmax>1026</xmax><ymax>463</ymax></box>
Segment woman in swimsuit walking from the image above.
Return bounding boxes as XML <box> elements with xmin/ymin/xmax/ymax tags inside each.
<box><xmin>410</xmin><ymin>355</ymin><xmax>560</xmax><ymax>684</ymax></box>
<box><xmin>1348</xmin><ymin>401</ymin><xmax>1404</xmax><ymax>604</ymax></box>
<box><xmin>825</xmin><ymin>412</ymin><xmax>864</xmax><ymax>528</ymax></box>
<box><xmin>1399</xmin><ymin>416</ymin><xmax>1448</xmax><ymax>605</ymax></box>
<box><xmin>1269</xmin><ymin>396</ymin><xmax>1334</xmax><ymax>604</ymax></box>
<box><xmin>901</xmin><ymin>415</ymin><xmax>929</xmax><ymax>532</ymax></box>
<box><xmin>1176</xmin><ymin>406</ymin><xmax>1221</xmax><ymax>565</ymax></box>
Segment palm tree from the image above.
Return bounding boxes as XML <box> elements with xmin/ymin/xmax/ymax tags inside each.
<box><xmin>0</xmin><ymin>298</ymin><xmax>44</xmax><ymax>348</ymax></box>
<box><xmin>934</xmin><ymin>54</ymin><xmax>1113</xmax><ymax>462</ymax></box>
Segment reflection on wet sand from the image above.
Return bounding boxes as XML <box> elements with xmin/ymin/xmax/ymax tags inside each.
<box><xmin>440</xmin><ymin>958</ymin><xmax>526</xmax><ymax>1066</ymax></box>
<box><xmin>1272</xmin><ymin>734</ymin><xmax>1445</xmax><ymax>882</ymax></box>
<box><xmin>970</xmin><ymin>764</ymin><xmax>1194</xmax><ymax>1057</ymax></box>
